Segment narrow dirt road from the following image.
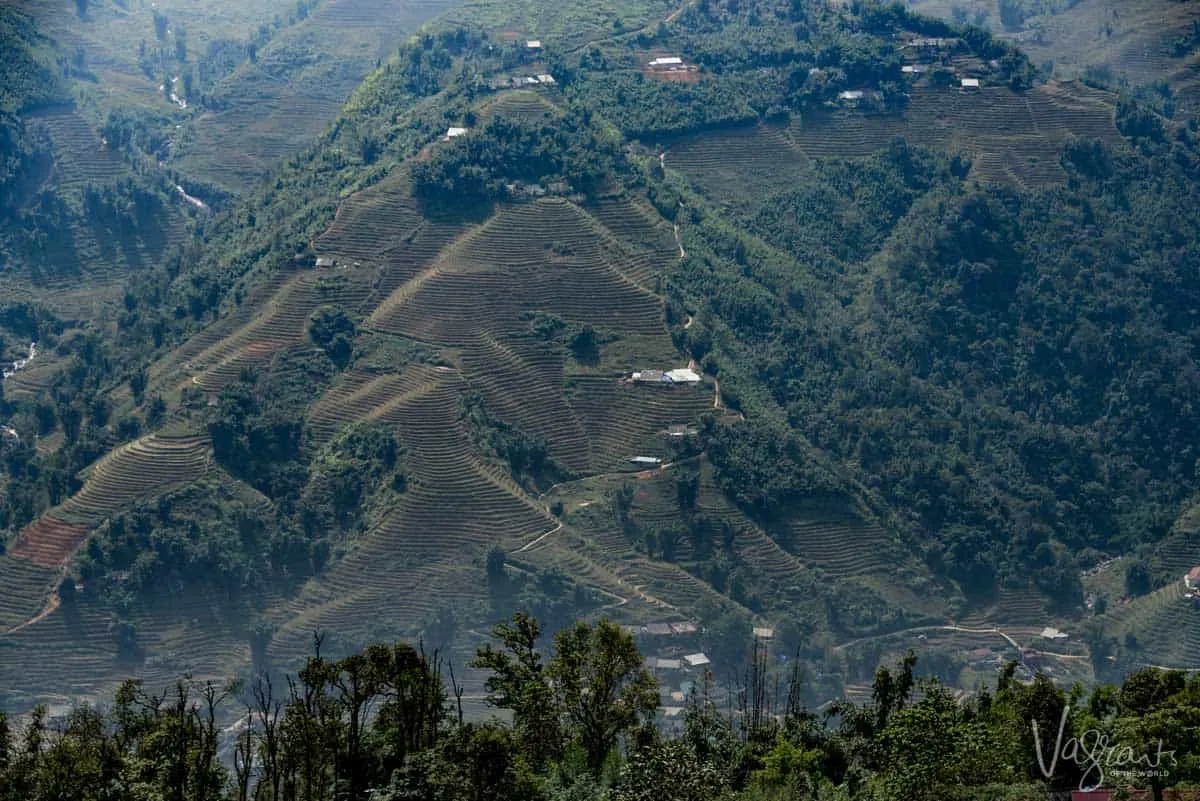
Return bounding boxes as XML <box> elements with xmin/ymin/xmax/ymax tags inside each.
<box><xmin>516</xmin><ymin>522</ymin><xmax>564</xmax><ymax>553</ymax></box>
<box><xmin>3</xmin><ymin>593</ymin><xmax>61</xmax><ymax>637</ymax></box>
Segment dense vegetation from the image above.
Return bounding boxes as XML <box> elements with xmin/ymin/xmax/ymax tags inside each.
<box><xmin>2</xmin><ymin>615</ymin><xmax>1199</xmax><ymax>801</ymax></box>
<box><xmin>660</xmin><ymin>108</ymin><xmax>1200</xmax><ymax>610</ymax></box>
<box><xmin>412</xmin><ymin>113</ymin><xmax>625</xmax><ymax>213</ymax></box>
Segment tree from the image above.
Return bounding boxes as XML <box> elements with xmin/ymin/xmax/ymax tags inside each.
<box><xmin>153</xmin><ymin>11</ymin><xmax>169</xmax><ymax>41</ymax></box>
<box><xmin>614</xmin><ymin>740</ymin><xmax>727</xmax><ymax>801</ymax></box>
<box><xmin>548</xmin><ymin>619</ymin><xmax>659</xmax><ymax>774</ymax></box>
<box><xmin>396</xmin><ymin>723</ymin><xmax>538</xmax><ymax>801</ymax></box>
<box><xmin>472</xmin><ymin>612</ymin><xmax>562</xmax><ymax>770</ymax></box>
<box><xmin>308</xmin><ymin>306</ymin><xmax>356</xmax><ymax>368</ymax></box>
<box><xmin>999</xmin><ymin>0</ymin><xmax>1026</xmax><ymax>30</ymax></box>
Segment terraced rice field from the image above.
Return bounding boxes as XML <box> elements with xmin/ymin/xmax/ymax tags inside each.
<box><xmin>1</xmin><ymin>469</ymin><xmax>272</xmax><ymax>699</ymax></box>
<box><xmin>53</xmin><ymin>428</ymin><xmax>212</xmax><ymax>527</ymax></box>
<box><xmin>0</xmin><ymin>556</ymin><xmax>58</xmax><ymax>633</ymax></box>
<box><xmin>0</xmin><ymin>603</ymin><xmax>123</xmax><ymax>698</ymax></box>
<box><xmin>362</xmin><ymin>197</ymin><xmax>689</xmax><ymax>472</ymax></box>
<box><xmin>482</xmin><ymin>90</ymin><xmax>561</xmax><ymax>123</ymax></box>
<box><xmin>4</xmin><ymin>426</ymin><xmax>211</xmax><ymax>580</ymax></box>
<box><xmin>786</xmin><ymin>83</ymin><xmax>1119</xmax><ymax>190</ymax></box>
<box><xmin>1151</xmin><ymin>517</ymin><xmax>1200</xmax><ymax>577</ymax></box>
<box><xmin>270</xmin><ymin>377</ymin><xmax>561</xmax><ymax>660</ymax></box>
<box><xmin>777</xmin><ymin>515</ymin><xmax>901</xmax><ymax>578</ymax></box>
<box><xmin>369</xmin><ymin>198</ymin><xmax>667</xmax><ymax>340</ymax></box>
<box><xmin>178</xmin><ymin>267</ymin><xmax>374</xmax><ymax>393</ymax></box>
<box><xmin>663</xmin><ymin>122</ymin><xmax>810</xmax><ymax>200</ymax></box>
<box><xmin>311</xmin><ymin>174</ymin><xmax>470</xmax><ymax>305</ymax></box>
<box><xmin>29</xmin><ymin>107</ymin><xmax>129</xmax><ymax>189</ymax></box>
<box><xmin>306</xmin><ymin>364</ymin><xmax>452</xmax><ymax>442</ymax></box>
<box><xmin>1101</xmin><ymin>581</ymin><xmax>1200</xmax><ymax>668</ymax></box>
<box><xmin>8</xmin><ymin>518</ymin><xmax>92</xmax><ymax>569</ymax></box>
<box><xmin>567</xmin><ymin>376</ymin><xmax>714</xmax><ymax>470</ymax></box>
<box><xmin>665</xmin><ymin>82</ymin><xmax>1120</xmax><ymax>195</ymax></box>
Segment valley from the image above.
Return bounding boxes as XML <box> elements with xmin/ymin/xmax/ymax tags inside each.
<box><xmin>2</xmin><ymin>0</ymin><xmax>1200</xmax><ymax>733</ymax></box>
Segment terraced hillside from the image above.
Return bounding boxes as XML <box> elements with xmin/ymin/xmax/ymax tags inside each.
<box><xmin>0</xmin><ymin>104</ymin><xmax>190</xmax><ymax>319</ymax></box>
<box><xmin>908</xmin><ymin>0</ymin><xmax>1200</xmax><ymax>114</ymax></box>
<box><xmin>9</xmin><ymin>0</ymin><xmax>1200</xmax><ymax>716</ymax></box>
<box><xmin>28</xmin><ymin>107</ymin><xmax>128</xmax><ymax>189</ymax></box>
<box><xmin>152</xmin><ymin>265</ymin><xmax>375</xmax><ymax>394</ymax></box>
<box><xmin>665</xmin><ymin>82</ymin><xmax>1120</xmax><ymax>195</ymax></box>
<box><xmin>364</xmin><ymin>195</ymin><xmax>697</xmax><ymax>474</ymax></box>
<box><xmin>262</xmin><ymin>185</ymin><xmax>725</xmax><ymax>659</ymax></box>
<box><xmin>172</xmin><ymin>0</ymin><xmax>459</xmax><ymax>193</ymax></box>
<box><xmin>5</xmin><ymin>426</ymin><xmax>211</xmax><ymax>571</ymax></box>
<box><xmin>1103</xmin><ymin>581</ymin><xmax>1200</xmax><ymax>670</ymax></box>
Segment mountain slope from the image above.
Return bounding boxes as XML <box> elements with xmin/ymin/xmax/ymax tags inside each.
<box><xmin>5</xmin><ymin>0</ymin><xmax>1200</xmax><ymax>711</ymax></box>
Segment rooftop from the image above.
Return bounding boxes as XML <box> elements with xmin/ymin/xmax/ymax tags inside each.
<box><xmin>665</xmin><ymin>368</ymin><xmax>701</xmax><ymax>383</ymax></box>
<box><xmin>684</xmin><ymin>653</ymin><xmax>711</xmax><ymax>667</ymax></box>
<box><xmin>752</xmin><ymin>627</ymin><xmax>775</xmax><ymax>639</ymax></box>
<box><xmin>526</xmin><ymin>40</ymin><xmax>541</xmax><ymax>48</ymax></box>
<box><xmin>961</xmin><ymin>78</ymin><xmax>981</xmax><ymax>88</ymax></box>
<box><xmin>649</xmin><ymin>56</ymin><xmax>683</xmax><ymax>66</ymax></box>
<box><xmin>445</xmin><ymin>126</ymin><xmax>469</xmax><ymax>138</ymax></box>
<box><xmin>838</xmin><ymin>90</ymin><xmax>865</xmax><ymax>100</ymax></box>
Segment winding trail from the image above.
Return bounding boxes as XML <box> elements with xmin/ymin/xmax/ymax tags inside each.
<box><xmin>516</xmin><ymin>521</ymin><xmax>564</xmax><ymax>553</ymax></box>
<box><xmin>664</xmin><ymin>0</ymin><xmax>698</xmax><ymax>25</ymax></box>
<box><xmin>835</xmin><ymin>624</ymin><xmax>1024</xmax><ymax>655</ymax></box>
<box><xmin>3</xmin><ymin>593</ymin><xmax>61</xmax><ymax>637</ymax></box>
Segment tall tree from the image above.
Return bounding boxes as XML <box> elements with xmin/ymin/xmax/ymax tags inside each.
<box><xmin>548</xmin><ymin>619</ymin><xmax>659</xmax><ymax>775</ymax></box>
<box><xmin>472</xmin><ymin>612</ymin><xmax>562</xmax><ymax>770</ymax></box>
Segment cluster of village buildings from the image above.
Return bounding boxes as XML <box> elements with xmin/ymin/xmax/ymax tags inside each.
<box><xmin>623</xmin><ymin>621</ymin><xmax>776</xmax><ymax>717</ymax></box>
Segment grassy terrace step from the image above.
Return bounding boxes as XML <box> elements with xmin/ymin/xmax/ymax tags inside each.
<box><xmin>481</xmin><ymin>90</ymin><xmax>561</xmax><ymax>123</ymax></box>
<box><xmin>55</xmin><ymin>431</ymin><xmax>212</xmax><ymax>529</ymax></box>
<box><xmin>306</xmin><ymin>365</ymin><xmax>450</xmax><ymax>442</ymax></box>
<box><xmin>8</xmin><ymin>518</ymin><xmax>91</xmax><ymax>569</ymax></box>
<box><xmin>29</xmin><ymin>107</ymin><xmax>128</xmax><ymax>188</ymax></box>
<box><xmin>0</xmin><ymin>556</ymin><xmax>58</xmax><ymax>632</ymax></box>
<box><xmin>781</xmin><ymin>517</ymin><xmax>898</xmax><ymax>577</ymax></box>
<box><xmin>181</xmin><ymin>269</ymin><xmax>374</xmax><ymax>393</ymax></box>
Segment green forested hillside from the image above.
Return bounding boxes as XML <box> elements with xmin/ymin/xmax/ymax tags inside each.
<box><xmin>3</xmin><ymin>0</ymin><xmax>1200</xmax><ymax>745</ymax></box>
